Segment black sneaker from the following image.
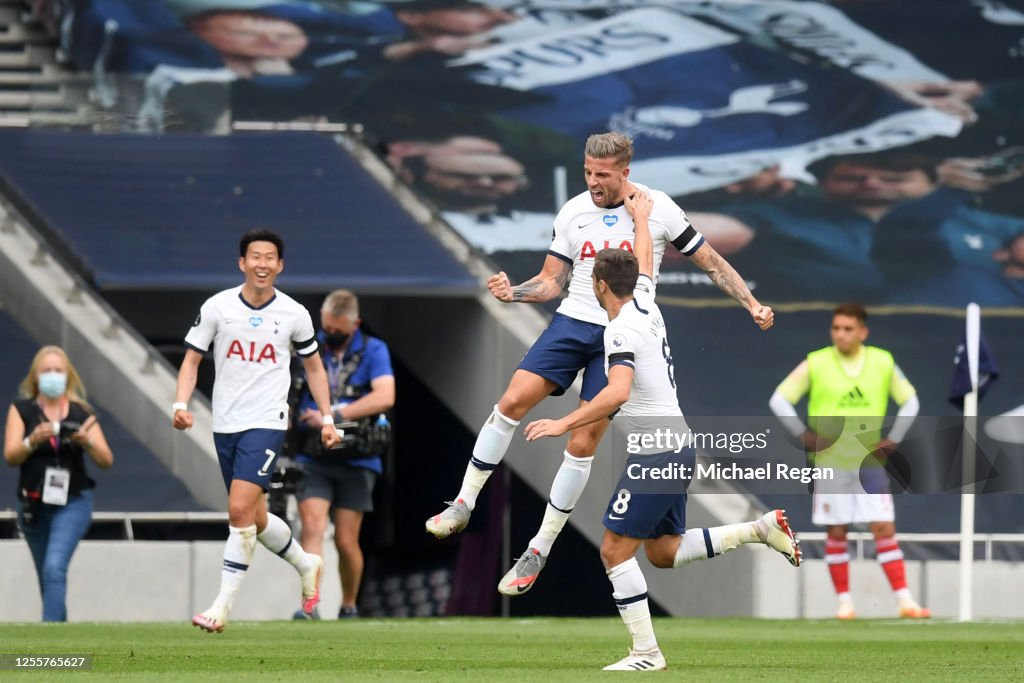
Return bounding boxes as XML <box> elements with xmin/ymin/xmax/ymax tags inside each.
<box><xmin>338</xmin><ymin>606</ymin><xmax>359</xmax><ymax>619</ymax></box>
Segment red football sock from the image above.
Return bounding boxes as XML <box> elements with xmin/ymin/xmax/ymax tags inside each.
<box><xmin>825</xmin><ymin>537</ymin><xmax>850</xmax><ymax>594</ymax></box>
<box><xmin>876</xmin><ymin>535</ymin><xmax>907</xmax><ymax>592</ymax></box>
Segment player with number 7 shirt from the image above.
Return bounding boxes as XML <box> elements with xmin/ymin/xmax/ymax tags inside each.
<box><xmin>172</xmin><ymin>229</ymin><xmax>341</xmax><ymax>633</ymax></box>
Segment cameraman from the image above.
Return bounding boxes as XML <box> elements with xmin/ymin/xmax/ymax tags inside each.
<box><xmin>3</xmin><ymin>345</ymin><xmax>113</xmax><ymax>622</ymax></box>
<box><xmin>292</xmin><ymin>290</ymin><xmax>394</xmax><ymax>619</ymax></box>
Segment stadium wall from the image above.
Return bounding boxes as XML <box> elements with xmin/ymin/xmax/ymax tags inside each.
<box><xmin>2</xmin><ymin>540</ymin><xmax>1022</xmax><ymax>621</ymax></box>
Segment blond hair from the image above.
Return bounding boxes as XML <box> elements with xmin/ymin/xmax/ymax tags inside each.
<box><xmin>585</xmin><ymin>132</ymin><xmax>633</xmax><ymax>167</ymax></box>
<box><xmin>322</xmin><ymin>289</ymin><xmax>359</xmax><ymax>321</ymax></box>
<box><xmin>19</xmin><ymin>345</ymin><xmax>91</xmax><ymax>408</ymax></box>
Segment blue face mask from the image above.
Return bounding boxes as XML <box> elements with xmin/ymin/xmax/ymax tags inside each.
<box><xmin>38</xmin><ymin>371</ymin><xmax>67</xmax><ymax>398</ymax></box>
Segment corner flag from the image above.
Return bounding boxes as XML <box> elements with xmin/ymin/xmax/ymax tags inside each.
<box><xmin>954</xmin><ymin>303</ymin><xmax>996</xmax><ymax>623</ymax></box>
<box><xmin>949</xmin><ymin>332</ymin><xmax>999</xmax><ymax>408</ymax></box>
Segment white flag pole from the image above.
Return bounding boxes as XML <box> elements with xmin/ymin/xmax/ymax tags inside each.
<box><xmin>958</xmin><ymin>303</ymin><xmax>980</xmax><ymax>622</ymax></box>
<box><xmin>553</xmin><ymin>166</ymin><xmax>567</xmax><ymax>214</ymax></box>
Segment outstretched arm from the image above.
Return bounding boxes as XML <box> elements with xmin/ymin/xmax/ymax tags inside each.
<box><xmin>689</xmin><ymin>241</ymin><xmax>773</xmax><ymax>330</ymax></box>
<box><xmin>488</xmin><ymin>254</ymin><xmax>572</xmax><ymax>304</ymax></box>
<box><xmin>524</xmin><ymin>365</ymin><xmax>633</xmax><ymax>440</ymax></box>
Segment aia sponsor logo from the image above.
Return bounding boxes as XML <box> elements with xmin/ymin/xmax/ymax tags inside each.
<box><xmin>580</xmin><ymin>240</ymin><xmax>633</xmax><ymax>260</ymax></box>
<box><xmin>226</xmin><ymin>340</ymin><xmax>277</xmax><ymax>363</ymax></box>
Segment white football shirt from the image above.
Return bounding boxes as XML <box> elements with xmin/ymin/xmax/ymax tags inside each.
<box><xmin>549</xmin><ymin>183</ymin><xmax>704</xmax><ymax>326</ymax></box>
<box><xmin>184</xmin><ymin>285</ymin><xmax>318</xmax><ymax>433</ymax></box>
<box><xmin>604</xmin><ymin>275</ymin><xmax>689</xmax><ymax>448</ymax></box>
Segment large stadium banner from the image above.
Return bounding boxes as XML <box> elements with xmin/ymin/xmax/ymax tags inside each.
<box><xmin>68</xmin><ymin>0</ymin><xmax>1024</xmax><ymax>306</ymax></box>
<box><xmin>452</xmin><ymin>7</ymin><xmax>961</xmax><ymax>197</ymax></box>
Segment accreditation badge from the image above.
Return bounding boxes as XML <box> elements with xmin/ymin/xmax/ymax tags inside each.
<box><xmin>41</xmin><ymin>467</ymin><xmax>70</xmax><ymax>506</ymax></box>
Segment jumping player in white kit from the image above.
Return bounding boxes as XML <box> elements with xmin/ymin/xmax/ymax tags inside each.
<box><xmin>525</xmin><ymin>191</ymin><xmax>800</xmax><ymax>671</ymax></box>
<box><xmin>173</xmin><ymin>229</ymin><xmax>341</xmax><ymax>632</ymax></box>
<box><xmin>426</xmin><ymin>132</ymin><xmax>774</xmax><ymax>598</ymax></box>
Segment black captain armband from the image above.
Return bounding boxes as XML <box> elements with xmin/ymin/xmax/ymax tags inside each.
<box><xmin>608</xmin><ymin>352</ymin><xmax>635</xmax><ymax>369</ymax></box>
<box><xmin>671</xmin><ymin>226</ymin><xmax>700</xmax><ymax>252</ymax></box>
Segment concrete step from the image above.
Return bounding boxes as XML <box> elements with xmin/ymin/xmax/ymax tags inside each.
<box><xmin>0</xmin><ymin>46</ymin><xmax>28</xmax><ymax>66</ymax></box>
<box><xmin>0</xmin><ymin>66</ymin><xmax>42</xmax><ymax>79</ymax></box>
<box><xmin>0</xmin><ymin>70</ymin><xmax>74</xmax><ymax>85</ymax></box>
<box><xmin>0</xmin><ymin>69</ymin><xmax>45</xmax><ymax>84</ymax></box>
<box><xmin>0</xmin><ymin>110</ymin><xmax>94</xmax><ymax>128</ymax></box>
<box><xmin>0</xmin><ymin>23</ymin><xmax>51</xmax><ymax>44</ymax></box>
<box><xmin>0</xmin><ymin>63</ymin><xmax>79</xmax><ymax>83</ymax></box>
<box><xmin>0</xmin><ymin>44</ymin><xmax>54</xmax><ymax>67</ymax></box>
<box><xmin>0</xmin><ymin>89</ymin><xmax>69</xmax><ymax>108</ymax></box>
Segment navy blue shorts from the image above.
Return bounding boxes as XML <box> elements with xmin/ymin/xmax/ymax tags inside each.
<box><xmin>213</xmin><ymin>429</ymin><xmax>286</xmax><ymax>492</ymax></box>
<box><xmin>603</xmin><ymin>449</ymin><xmax>696</xmax><ymax>539</ymax></box>
<box><xmin>517</xmin><ymin>312</ymin><xmax>607</xmax><ymax>401</ymax></box>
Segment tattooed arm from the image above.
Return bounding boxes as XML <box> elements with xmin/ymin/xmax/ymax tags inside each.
<box><xmin>689</xmin><ymin>241</ymin><xmax>775</xmax><ymax>330</ymax></box>
<box><xmin>487</xmin><ymin>254</ymin><xmax>572</xmax><ymax>304</ymax></box>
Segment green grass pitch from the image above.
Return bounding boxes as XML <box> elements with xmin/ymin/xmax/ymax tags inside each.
<box><xmin>0</xmin><ymin>618</ymin><xmax>1020</xmax><ymax>681</ymax></box>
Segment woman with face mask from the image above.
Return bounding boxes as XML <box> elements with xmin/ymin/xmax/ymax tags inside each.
<box><xmin>3</xmin><ymin>345</ymin><xmax>113</xmax><ymax>622</ymax></box>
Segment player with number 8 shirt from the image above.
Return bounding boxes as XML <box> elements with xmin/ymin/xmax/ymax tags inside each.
<box><xmin>524</xmin><ymin>190</ymin><xmax>800</xmax><ymax>671</ymax></box>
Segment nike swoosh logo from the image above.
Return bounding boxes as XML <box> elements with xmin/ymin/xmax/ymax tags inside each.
<box><xmin>608</xmin><ymin>514</ymin><xmax>624</xmax><ymax>520</ymax></box>
<box><xmin>517</xmin><ymin>584</ymin><xmax>530</xmax><ymax>593</ymax></box>
<box><xmin>257</xmin><ymin>470</ymin><xmax>271</xmax><ymax>477</ymax></box>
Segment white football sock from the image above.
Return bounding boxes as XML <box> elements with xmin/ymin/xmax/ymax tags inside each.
<box><xmin>528</xmin><ymin>452</ymin><xmax>592</xmax><ymax>556</ymax></box>
<box><xmin>673</xmin><ymin>529</ymin><xmax>714</xmax><ymax>567</ymax></box>
<box><xmin>709</xmin><ymin>522</ymin><xmax>762</xmax><ymax>553</ymax></box>
<box><xmin>672</xmin><ymin>522</ymin><xmax>761</xmax><ymax>567</ymax></box>
<box><xmin>213</xmin><ymin>524</ymin><xmax>257</xmax><ymax>611</ymax></box>
<box><xmin>548</xmin><ymin>451</ymin><xmax>593</xmax><ymax>510</ymax></box>
<box><xmin>457</xmin><ymin>406</ymin><xmax>519</xmax><ymax>510</ymax></box>
<box><xmin>529</xmin><ymin>505</ymin><xmax>567</xmax><ymax>558</ymax></box>
<box><xmin>258</xmin><ymin>513</ymin><xmax>313</xmax><ymax>574</ymax></box>
<box><xmin>608</xmin><ymin>557</ymin><xmax>659</xmax><ymax>653</ymax></box>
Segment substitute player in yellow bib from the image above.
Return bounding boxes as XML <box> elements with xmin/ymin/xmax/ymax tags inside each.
<box><xmin>769</xmin><ymin>303</ymin><xmax>929</xmax><ymax>620</ymax></box>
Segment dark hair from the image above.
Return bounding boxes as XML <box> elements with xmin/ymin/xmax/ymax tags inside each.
<box><xmin>240</xmin><ymin>229</ymin><xmax>284</xmax><ymax>259</ymax></box>
<box><xmin>593</xmin><ymin>248</ymin><xmax>639</xmax><ymax>297</ymax></box>
<box><xmin>808</xmin><ymin>151</ymin><xmax>939</xmax><ymax>183</ymax></box>
<box><xmin>833</xmin><ymin>302</ymin><xmax>868</xmax><ymax>323</ymax></box>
